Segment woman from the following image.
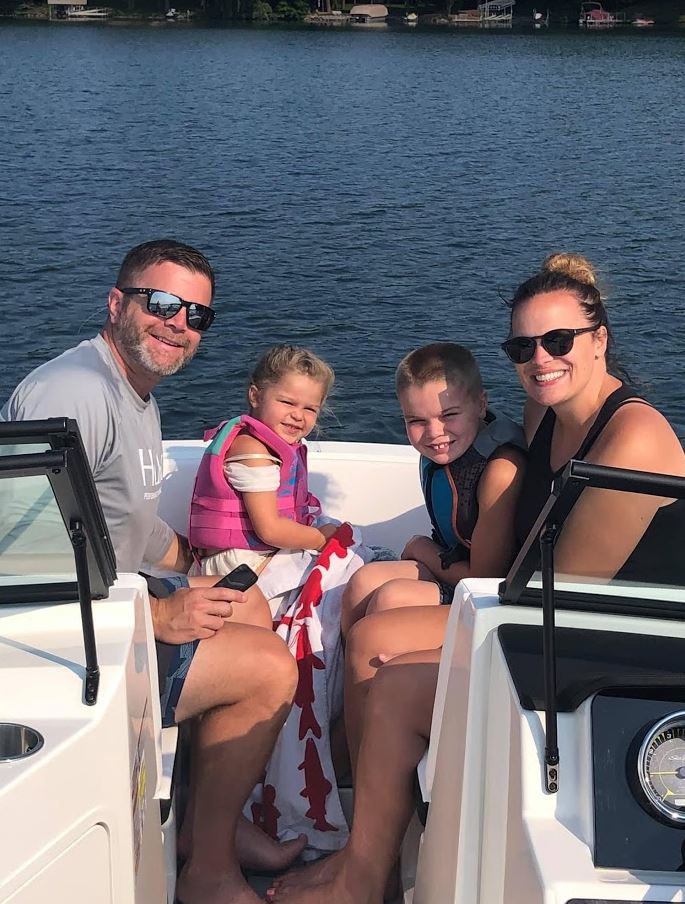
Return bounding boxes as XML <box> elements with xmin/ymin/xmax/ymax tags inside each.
<box><xmin>267</xmin><ymin>252</ymin><xmax>685</xmax><ymax>903</ymax></box>
<box><xmin>507</xmin><ymin>252</ymin><xmax>685</xmax><ymax>582</ymax></box>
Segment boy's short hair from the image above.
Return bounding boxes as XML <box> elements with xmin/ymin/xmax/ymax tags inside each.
<box><xmin>395</xmin><ymin>342</ymin><xmax>483</xmax><ymax>399</ymax></box>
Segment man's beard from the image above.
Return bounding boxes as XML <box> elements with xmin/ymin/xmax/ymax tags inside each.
<box><xmin>114</xmin><ymin>304</ymin><xmax>197</xmax><ymax>377</ymax></box>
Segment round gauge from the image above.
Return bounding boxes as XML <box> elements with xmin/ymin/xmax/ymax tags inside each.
<box><xmin>638</xmin><ymin>711</ymin><xmax>685</xmax><ymax>825</ymax></box>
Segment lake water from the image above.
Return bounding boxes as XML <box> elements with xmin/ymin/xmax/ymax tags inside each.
<box><xmin>1</xmin><ymin>21</ymin><xmax>684</xmax><ymax>442</ymax></box>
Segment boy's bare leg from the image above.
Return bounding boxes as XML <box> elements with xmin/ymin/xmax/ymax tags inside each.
<box><xmin>340</xmin><ymin>560</ymin><xmax>433</xmax><ymax>637</ymax></box>
<box><xmin>268</xmin><ymin>650</ymin><xmax>440</xmax><ymax>903</ymax></box>
<box><xmin>174</xmin><ymin>622</ymin><xmax>298</xmax><ymax>904</ymax></box>
<box><xmin>345</xmin><ymin>606</ymin><xmax>448</xmax><ymax>778</ymax></box>
<box><xmin>365</xmin><ymin>577</ymin><xmax>442</xmax><ymax>615</ymax></box>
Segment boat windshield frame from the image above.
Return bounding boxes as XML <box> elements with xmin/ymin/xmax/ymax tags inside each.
<box><xmin>0</xmin><ymin>418</ymin><xmax>117</xmax><ymax>604</ymax></box>
<box><xmin>498</xmin><ymin>459</ymin><xmax>685</xmax><ymax>620</ymax></box>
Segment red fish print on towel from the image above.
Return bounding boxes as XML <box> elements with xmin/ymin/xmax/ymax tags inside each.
<box><xmin>294</xmin><ymin>623</ymin><xmax>325</xmax><ymax>739</ymax></box>
<box><xmin>317</xmin><ymin>522</ymin><xmax>355</xmax><ymax>569</ymax></box>
<box><xmin>251</xmin><ymin>784</ymin><xmax>280</xmax><ymax>839</ymax></box>
<box><xmin>244</xmin><ymin>523</ymin><xmax>375</xmax><ymax>857</ymax></box>
<box><xmin>299</xmin><ymin>738</ymin><xmax>336</xmax><ymax>832</ymax></box>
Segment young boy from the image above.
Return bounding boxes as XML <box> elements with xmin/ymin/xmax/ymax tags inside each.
<box><xmin>341</xmin><ymin>342</ymin><xmax>526</xmax><ymax>636</ymax></box>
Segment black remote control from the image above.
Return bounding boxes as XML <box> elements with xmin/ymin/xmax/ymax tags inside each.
<box><xmin>213</xmin><ymin>564</ymin><xmax>259</xmax><ymax>591</ymax></box>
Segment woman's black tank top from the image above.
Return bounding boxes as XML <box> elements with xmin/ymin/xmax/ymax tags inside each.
<box><xmin>514</xmin><ymin>383</ymin><xmax>685</xmax><ymax>584</ymax></box>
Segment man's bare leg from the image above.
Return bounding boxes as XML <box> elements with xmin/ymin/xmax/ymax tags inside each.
<box><xmin>235</xmin><ymin>818</ymin><xmax>307</xmax><ymax>872</ymax></box>
<box><xmin>174</xmin><ymin>622</ymin><xmax>298</xmax><ymax>904</ymax></box>
<box><xmin>268</xmin><ymin>650</ymin><xmax>440</xmax><ymax>903</ymax></box>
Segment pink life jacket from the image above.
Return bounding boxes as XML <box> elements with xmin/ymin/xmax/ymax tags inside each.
<box><xmin>188</xmin><ymin>414</ymin><xmax>321</xmax><ymax>553</ymax></box>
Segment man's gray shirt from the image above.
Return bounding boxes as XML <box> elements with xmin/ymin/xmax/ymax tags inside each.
<box><xmin>1</xmin><ymin>334</ymin><xmax>175</xmax><ymax>573</ymax></box>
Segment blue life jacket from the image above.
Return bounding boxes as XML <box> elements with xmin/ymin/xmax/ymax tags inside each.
<box><xmin>419</xmin><ymin>410</ymin><xmax>526</xmax><ymax>567</ymax></box>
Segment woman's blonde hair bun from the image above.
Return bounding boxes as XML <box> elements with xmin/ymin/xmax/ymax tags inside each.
<box><xmin>542</xmin><ymin>252</ymin><xmax>598</xmax><ymax>288</ymax></box>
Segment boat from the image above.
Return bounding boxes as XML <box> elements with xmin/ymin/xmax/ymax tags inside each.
<box><xmin>64</xmin><ymin>5</ymin><xmax>112</xmax><ymax>17</ymax></box>
<box><xmin>533</xmin><ymin>7</ymin><xmax>549</xmax><ymax>26</ymax></box>
<box><xmin>632</xmin><ymin>15</ymin><xmax>655</xmax><ymax>26</ymax></box>
<box><xmin>3</xmin><ymin>420</ymin><xmax>685</xmax><ymax>903</ymax></box>
<box><xmin>450</xmin><ymin>0</ymin><xmax>515</xmax><ymax>28</ymax></box>
<box><xmin>403</xmin><ymin>11</ymin><xmax>419</xmax><ymax>24</ymax></box>
<box><xmin>349</xmin><ymin>3</ymin><xmax>388</xmax><ymax>24</ymax></box>
<box><xmin>578</xmin><ymin>1</ymin><xmax>615</xmax><ymax>28</ymax></box>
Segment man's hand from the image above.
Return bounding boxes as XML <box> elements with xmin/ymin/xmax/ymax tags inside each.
<box><xmin>151</xmin><ymin>585</ymin><xmax>248</xmax><ymax>644</ymax></box>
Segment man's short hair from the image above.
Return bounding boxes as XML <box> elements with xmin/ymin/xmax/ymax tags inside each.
<box><xmin>115</xmin><ymin>239</ymin><xmax>215</xmax><ymax>299</ymax></box>
<box><xmin>395</xmin><ymin>342</ymin><xmax>483</xmax><ymax>399</ymax></box>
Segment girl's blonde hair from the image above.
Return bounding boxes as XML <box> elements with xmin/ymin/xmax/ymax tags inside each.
<box><xmin>248</xmin><ymin>345</ymin><xmax>335</xmax><ymax>404</ymax></box>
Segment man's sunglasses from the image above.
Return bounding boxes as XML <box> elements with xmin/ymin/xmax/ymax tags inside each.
<box><xmin>119</xmin><ymin>287</ymin><xmax>216</xmax><ymax>332</ymax></box>
<box><xmin>501</xmin><ymin>325</ymin><xmax>599</xmax><ymax>364</ymax></box>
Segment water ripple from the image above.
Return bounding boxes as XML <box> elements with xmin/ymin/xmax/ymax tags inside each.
<box><xmin>1</xmin><ymin>23</ymin><xmax>684</xmax><ymax>439</ymax></box>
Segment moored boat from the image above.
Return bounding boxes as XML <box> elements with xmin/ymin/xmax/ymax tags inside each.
<box><xmin>578</xmin><ymin>0</ymin><xmax>615</xmax><ymax>27</ymax></box>
<box><xmin>64</xmin><ymin>5</ymin><xmax>111</xmax><ymax>17</ymax></box>
<box><xmin>349</xmin><ymin>3</ymin><xmax>388</xmax><ymax>24</ymax></box>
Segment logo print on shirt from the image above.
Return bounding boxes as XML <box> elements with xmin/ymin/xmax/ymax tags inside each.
<box><xmin>138</xmin><ymin>448</ymin><xmax>163</xmax><ymax>493</ymax></box>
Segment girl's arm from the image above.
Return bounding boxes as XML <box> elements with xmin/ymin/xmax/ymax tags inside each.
<box><xmin>553</xmin><ymin>404</ymin><xmax>685</xmax><ymax>580</ymax></box>
<box><xmin>228</xmin><ymin>433</ymin><xmax>333</xmax><ymax>551</ymax></box>
<box><xmin>403</xmin><ymin>447</ymin><xmax>526</xmax><ymax>584</ymax></box>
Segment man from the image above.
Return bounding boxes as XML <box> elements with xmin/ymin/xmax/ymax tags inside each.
<box><xmin>1</xmin><ymin>240</ymin><xmax>300</xmax><ymax>904</ymax></box>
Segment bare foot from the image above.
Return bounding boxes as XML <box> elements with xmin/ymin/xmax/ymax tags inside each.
<box><xmin>266</xmin><ymin>863</ymin><xmax>381</xmax><ymax>904</ymax></box>
<box><xmin>178</xmin><ymin>816</ymin><xmax>306</xmax><ymax>873</ymax></box>
<box><xmin>176</xmin><ymin>862</ymin><xmax>264</xmax><ymax>904</ymax></box>
<box><xmin>268</xmin><ymin>849</ymin><xmax>343</xmax><ymax>891</ymax></box>
<box><xmin>236</xmin><ymin>818</ymin><xmax>308</xmax><ymax>872</ymax></box>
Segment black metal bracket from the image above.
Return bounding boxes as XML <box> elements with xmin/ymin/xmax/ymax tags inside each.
<box><xmin>70</xmin><ymin>520</ymin><xmax>100</xmax><ymax>706</ymax></box>
<box><xmin>540</xmin><ymin>522</ymin><xmax>559</xmax><ymax>793</ymax></box>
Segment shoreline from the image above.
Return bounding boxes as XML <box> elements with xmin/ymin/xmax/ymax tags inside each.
<box><xmin>3</xmin><ymin>12</ymin><xmax>685</xmax><ymax>27</ymax></box>
<box><xmin>3</xmin><ymin>0</ymin><xmax>685</xmax><ymax>27</ymax></box>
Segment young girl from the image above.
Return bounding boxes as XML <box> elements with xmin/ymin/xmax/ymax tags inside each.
<box><xmin>188</xmin><ymin>345</ymin><xmax>339</xmax><ymax>625</ymax></box>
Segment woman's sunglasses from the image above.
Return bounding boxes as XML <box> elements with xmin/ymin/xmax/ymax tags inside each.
<box><xmin>501</xmin><ymin>325</ymin><xmax>599</xmax><ymax>364</ymax></box>
<box><xmin>119</xmin><ymin>287</ymin><xmax>216</xmax><ymax>332</ymax></box>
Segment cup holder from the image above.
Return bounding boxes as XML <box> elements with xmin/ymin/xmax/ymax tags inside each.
<box><xmin>0</xmin><ymin>723</ymin><xmax>44</xmax><ymax>761</ymax></box>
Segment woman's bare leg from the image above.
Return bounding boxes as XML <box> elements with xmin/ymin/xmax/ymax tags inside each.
<box><xmin>340</xmin><ymin>560</ymin><xmax>434</xmax><ymax>637</ymax></box>
<box><xmin>270</xmin><ymin>610</ymin><xmax>448</xmax><ymax>894</ymax></box>
<box><xmin>268</xmin><ymin>650</ymin><xmax>440</xmax><ymax>904</ymax></box>
<box><xmin>345</xmin><ymin>606</ymin><xmax>448</xmax><ymax>779</ymax></box>
<box><xmin>365</xmin><ymin>577</ymin><xmax>441</xmax><ymax>615</ymax></box>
